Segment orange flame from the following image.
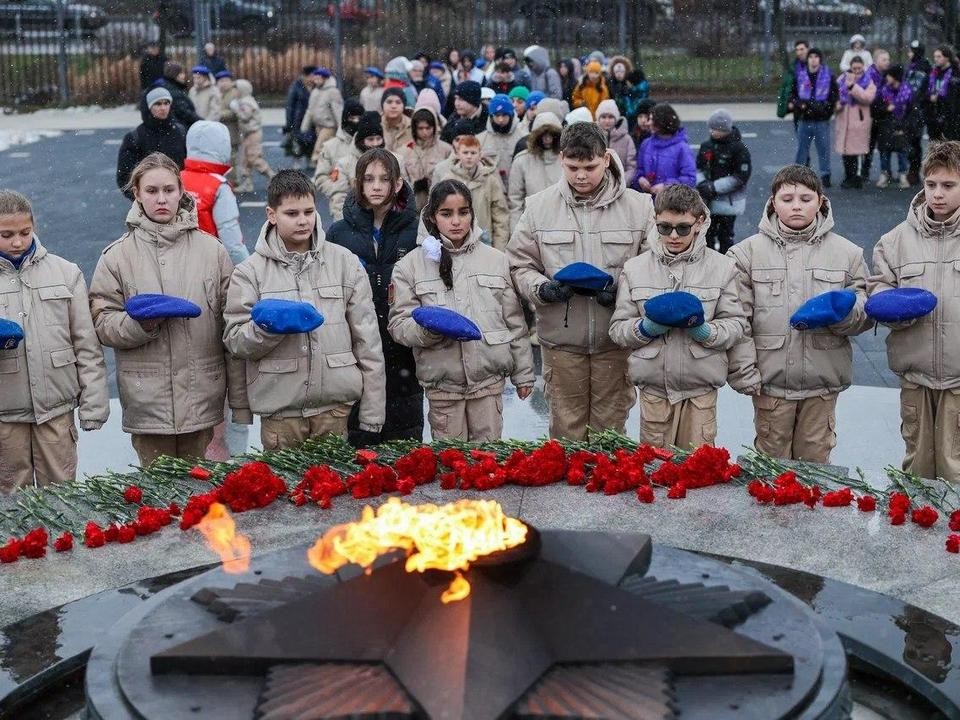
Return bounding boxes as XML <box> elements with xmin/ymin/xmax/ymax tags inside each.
<box><xmin>196</xmin><ymin>502</ymin><xmax>251</xmax><ymax>574</ymax></box>
<box><xmin>307</xmin><ymin>498</ymin><xmax>527</xmax><ymax>602</ymax></box>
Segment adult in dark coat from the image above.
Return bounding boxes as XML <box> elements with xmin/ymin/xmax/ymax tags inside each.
<box><xmin>116</xmin><ymin>87</ymin><xmax>187</xmax><ymax>198</ymax></box>
<box><xmin>158</xmin><ymin>61</ymin><xmax>202</xmax><ymax>129</ymax></box>
<box><xmin>200</xmin><ymin>42</ymin><xmax>227</xmax><ymax>77</ymax></box>
<box><xmin>325</xmin><ymin>180</ymin><xmax>424</xmax><ymax>446</ymax></box>
<box><xmin>440</xmin><ymin>81</ymin><xmax>489</xmax><ymax>144</ymax></box>
<box><xmin>138</xmin><ymin>41</ymin><xmax>167</xmax><ymax>92</ymax></box>
<box><xmin>282</xmin><ymin>65</ymin><xmax>316</xmax><ymax>157</ymax></box>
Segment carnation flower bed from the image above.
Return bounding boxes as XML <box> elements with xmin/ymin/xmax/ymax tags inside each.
<box><xmin>2</xmin><ymin>431</ymin><xmax>959</xmax><ymax>563</ymax></box>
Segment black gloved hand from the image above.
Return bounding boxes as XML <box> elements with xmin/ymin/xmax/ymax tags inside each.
<box><xmin>349</xmin><ymin>429</ymin><xmax>381</xmax><ymax>449</ymax></box>
<box><xmin>696</xmin><ymin>180</ymin><xmax>717</xmax><ymax>203</ymax></box>
<box><xmin>596</xmin><ymin>287</ymin><xmax>617</xmax><ymax>307</ymax></box>
<box><xmin>537</xmin><ymin>280</ymin><xmax>575</xmax><ymax>303</ymax></box>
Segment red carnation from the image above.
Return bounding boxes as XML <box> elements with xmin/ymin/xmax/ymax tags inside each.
<box><xmin>636</xmin><ymin>485</ymin><xmax>655</xmax><ymax>503</ymax></box>
<box><xmin>667</xmin><ymin>482</ymin><xmax>687</xmax><ymax>499</ymax></box>
<box><xmin>910</xmin><ymin>505</ymin><xmax>938</xmax><ymax>528</ymax></box>
<box><xmin>890</xmin><ymin>512</ymin><xmax>906</xmax><ymax>526</ymax></box>
<box><xmin>355</xmin><ymin>449</ymin><xmax>378</xmax><ymax>466</ymax></box>
<box><xmin>117</xmin><ymin>524</ymin><xmax>136</xmax><ymax>543</ymax></box>
<box><xmin>168</xmin><ymin>502</ymin><xmax>181</xmax><ymax>517</ymax></box>
<box><xmin>0</xmin><ymin>538</ymin><xmax>21</xmax><ymax>563</ymax></box>
<box><xmin>947</xmin><ymin>534</ymin><xmax>960</xmax><ymax>553</ymax></box>
<box><xmin>123</xmin><ymin>485</ymin><xmax>143</xmax><ymax>504</ymax></box>
<box><xmin>822</xmin><ymin>487</ymin><xmax>853</xmax><ymax>507</ymax></box>
<box><xmin>189</xmin><ymin>466</ymin><xmax>212</xmax><ymax>481</ymax></box>
<box><xmin>950</xmin><ymin>510</ymin><xmax>960</xmax><ymax>532</ymax></box>
<box><xmin>104</xmin><ymin>524</ymin><xmax>120</xmax><ymax>543</ymax></box>
<box><xmin>856</xmin><ymin>495</ymin><xmax>877</xmax><ymax>512</ymax></box>
<box><xmin>21</xmin><ymin>527</ymin><xmax>48</xmax><ymax>558</ymax></box>
<box><xmin>397</xmin><ymin>477</ymin><xmax>415</xmax><ymax>495</ymax></box>
<box><xmin>53</xmin><ymin>532</ymin><xmax>73</xmax><ymax>552</ymax></box>
<box><xmin>84</xmin><ymin>521</ymin><xmax>106</xmax><ymax>548</ymax></box>
<box><xmin>888</xmin><ymin>491</ymin><xmax>911</xmax><ymax>515</ymax></box>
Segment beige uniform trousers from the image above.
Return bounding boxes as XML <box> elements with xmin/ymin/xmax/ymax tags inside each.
<box><xmin>131</xmin><ymin>428</ymin><xmax>215</xmax><ymax>467</ymax></box>
<box><xmin>260</xmin><ymin>403</ymin><xmax>352</xmax><ymax>451</ymax></box>
<box><xmin>310</xmin><ymin>126</ymin><xmax>338</xmax><ymax>164</ymax></box>
<box><xmin>238</xmin><ymin>130</ymin><xmax>274</xmax><ymax>181</ymax></box>
<box><xmin>0</xmin><ymin>412</ymin><xmax>78</xmax><ymax>493</ymax></box>
<box><xmin>542</xmin><ymin>347</ymin><xmax>636</xmax><ymax>441</ymax></box>
<box><xmin>428</xmin><ymin>393</ymin><xmax>503</xmax><ymax>442</ymax></box>
<box><xmin>639</xmin><ymin>389</ymin><xmax>717</xmax><ymax>450</ymax></box>
<box><xmin>899</xmin><ymin>381</ymin><xmax>960</xmax><ymax>483</ymax></box>
<box><xmin>752</xmin><ymin>392</ymin><xmax>838</xmax><ymax>464</ymax></box>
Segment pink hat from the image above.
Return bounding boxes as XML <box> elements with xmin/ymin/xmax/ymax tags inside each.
<box><xmin>596</xmin><ymin>99</ymin><xmax>620</xmax><ymax>120</ymax></box>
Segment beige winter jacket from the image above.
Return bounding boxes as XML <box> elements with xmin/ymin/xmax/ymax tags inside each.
<box><xmin>89</xmin><ymin>198</ymin><xmax>247</xmax><ymax>434</ymax></box>
<box><xmin>189</xmin><ymin>82</ymin><xmax>222</xmax><ymax>121</ymax></box>
<box><xmin>0</xmin><ymin>238</ymin><xmax>109</xmax><ymax>427</ymax></box>
<box><xmin>727</xmin><ymin>198</ymin><xmax>871</xmax><ymax>399</ymax></box>
<box><xmin>508</xmin><ymin>112</ymin><xmax>563</xmax><ymax>232</ymax></box>
<box><xmin>869</xmin><ymin>193</ymin><xmax>960</xmax><ymax>389</ymax></box>
<box><xmin>401</xmin><ymin>108</ymin><xmax>452</xmax><ymax>195</ymax></box>
<box><xmin>388</xmin><ymin>227</ymin><xmax>535</xmax><ymax>397</ymax></box>
<box><xmin>507</xmin><ymin>151</ymin><xmax>656</xmax><ymax>354</ymax></box>
<box><xmin>383</xmin><ymin>114</ymin><xmax>414</xmax><ymax>154</ymax></box>
<box><xmin>313</xmin><ymin>129</ymin><xmax>356</xmax><ymax>220</ymax></box>
<box><xmin>301</xmin><ymin>79</ymin><xmax>344</xmax><ymax>133</ymax></box>
<box><xmin>609</xmin><ymin>220</ymin><xmax>748</xmax><ymax>403</ymax></box>
<box><xmin>437</xmin><ymin>157</ymin><xmax>511</xmax><ymax>250</ymax></box>
<box><xmin>219</xmin><ymin>84</ymin><xmax>240</xmax><ymax>145</ymax></box>
<box><xmin>480</xmin><ymin>117</ymin><xmax>528</xmax><ymax>188</ymax></box>
<box><xmin>222</xmin><ymin>221</ymin><xmax>386</xmax><ymax>430</ymax></box>
<box><xmin>233</xmin><ymin>79</ymin><xmax>262</xmax><ymax>135</ymax></box>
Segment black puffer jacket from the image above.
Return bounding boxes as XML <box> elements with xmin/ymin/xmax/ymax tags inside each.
<box><xmin>325</xmin><ymin>183</ymin><xmax>423</xmax><ymax>443</ymax></box>
<box><xmin>116</xmin><ymin>101</ymin><xmax>187</xmax><ymax>197</ymax></box>
<box><xmin>158</xmin><ymin>77</ymin><xmax>202</xmax><ymax>129</ymax></box>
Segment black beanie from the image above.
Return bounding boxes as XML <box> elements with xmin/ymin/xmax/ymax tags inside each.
<box><xmin>381</xmin><ymin>87</ymin><xmax>406</xmax><ymax>107</ymax></box>
<box><xmin>355</xmin><ymin>111</ymin><xmax>384</xmax><ymax>149</ymax></box>
<box><xmin>454</xmin><ymin>80</ymin><xmax>482</xmax><ymax>108</ymax></box>
<box><xmin>342</xmin><ymin>97</ymin><xmax>364</xmax><ymax>125</ymax></box>
<box><xmin>886</xmin><ymin>64</ymin><xmax>904</xmax><ymax>82</ymax></box>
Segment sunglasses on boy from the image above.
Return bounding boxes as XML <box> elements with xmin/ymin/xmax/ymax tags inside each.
<box><xmin>656</xmin><ymin>222</ymin><xmax>695</xmax><ymax>237</ymax></box>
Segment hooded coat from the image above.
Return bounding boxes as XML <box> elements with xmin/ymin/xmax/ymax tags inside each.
<box><xmin>695</xmin><ymin>126</ymin><xmax>752</xmax><ymax>217</ymax></box>
<box><xmin>727</xmin><ymin>198</ymin><xmax>871</xmax><ymax>399</ymax></box>
<box><xmin>325</xmin><ymin>184</ymin><xmax>423</xmax><ymax>441</ymax></box>
<box><xmin>314</xmin><ymin>126</ymin><xmax>358</xmax><ymax>220</ymax></box>
<box><xmin>606</xmin><ymin>55</ymin><xmax>635</xmax><ymax>107</ymax></box>
<box><xmin>233</xmin><ymin>79</ymin><xmax>263</xmax><ymax>135</ymax></box>
<box><xmin>116</xmin><ymin>101</ymin><xmax>187</xmax><ymax>197</ymax></box>
<box><xmin>596</xmin><ymin>100</ymin><xmax>637</xmax><ymax>183</ymax></box>
<box><xmin>609</xmin><ymin>215</ymin><xmax>749</xmax><ymax>403</ymax></box>
<box><xmin>302</xmin><ymin>77</ymin><xmax>344</xmax><ymax>133</ymax></box>
<box><xmin>869</xmin><ymin>193</ymin><xmax>960</xmax><ymax>389</ymax></box>
<box><xmin>571</xmin><ymin>74</ymin><xmax>611</xmax><ymax>118</ymax></box>
<box><xmin>158</xmin><ymin>77</ymin><xmax>202</xmax><ymax>129</ymax></box>
<box><xmin>480</xmin><ymin>115</ymin><xmax>528</xmax><ymax>188</ymax></box>
<box><xmin>635</xmin><ymin>128</ymin><xmax>697</xmax><ymax>189</ymax></box>
<box><xmin>188</xmin><ymin>77</ymin><xmax>222</xmax><ymax>121</ymax></box>
<box><xmin>833</xmin><ymin>73</ymin><xmax>877</xmax><ymax>155</ymax></box>
<box><xmin>89</xmin><ymin>195</ymin><xmax>248</xmax><ymax>434</ymax></box>
<box><xmin>523</xmin><ymin>45</ymin><xmax>563</xmax><ymax>99</ymax></box>
<box><xmin>402</xmin><ymin>106</ymin><xmax>452</xmax><ymax>207</ymax></box>
<box><xmin>507</xmin><ymin>112</ymin><xmax>563</xmax><ymax>231</ymax></box>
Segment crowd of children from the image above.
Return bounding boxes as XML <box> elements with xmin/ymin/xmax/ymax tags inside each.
<box><xmin>6</xmin><ymin>46</ymin><xmax>960</xmax><ymax>495</ymax></box>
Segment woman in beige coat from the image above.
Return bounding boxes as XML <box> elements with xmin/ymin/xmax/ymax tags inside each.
<box><xmin>833</xmin><ymin>56</ymin><xmax>877</xmax><ymax>189</ymax></box>
<box><xmin>402</xmin><ymin>106</ymin><xmax>452</xmax><ymax>209</ymax></box>
<box><xmin>89</xmin><ymin>152</ymin><xmax>247</xmax><ymax>465</ymax></box>
<box><xmin>388</xmin><ymin>179</ymin><xmax>534</xmax><ymax>441</ymax></box>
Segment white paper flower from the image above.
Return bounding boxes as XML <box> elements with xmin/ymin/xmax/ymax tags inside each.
<box><xmin>422</xmin><ymin>234</ymin><xmax>442</xmax><ymax>263</ymax></box>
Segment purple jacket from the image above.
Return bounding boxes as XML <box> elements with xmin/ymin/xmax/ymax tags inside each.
<box><xmin>632</xmin><ymin>127</ymin><xmax>696</xmax><ymax>189</ymax></box>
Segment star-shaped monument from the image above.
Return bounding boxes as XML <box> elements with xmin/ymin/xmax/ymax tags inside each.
<box><xmin>152</xmin><ymin>531</ymin><xmax>792</xmax><ymax>720</ymax></box>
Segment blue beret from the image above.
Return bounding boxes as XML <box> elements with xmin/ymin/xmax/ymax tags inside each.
<box><xmin>865</xmin><ymin>287</ymin><xmax>937</xmax><ymax>323</ymax></box>
<box><xmin>251</xmin><ymin>299</ymin><xmax>325</xmax><ymax>334</ymax></box>
<box><xmin>412</xmin><ymin>306</ymin><xmax>482</xmax><ymax>341</ymax></box>
<box><xmin>312</xmin><ymin>67</ymin><xmax>332</xmax><ymax>78</ymax></box>
<box><xmin>527</xmin><ymin>90</ymin><xmax>545</xmax><ymax>107</ymax></box>
<box><xmin>428</xmin><ymin>61</ymin><xmax>445</xmax><ymax>71</ymax></box>
<box><xmin>191</xmin><ymin>65</ymin><xmax>210</xmax><ymax>75</ymax></box>
<box><xmin>0</xmin><ymin>318</ymin><xmax>24</xmax><ymax>350</ymax></box>
<box><xmin>644</xmin><ymin>291</ymin><xmax>705</xmax><ymax>328</ymax></box>
<box><xmin>364</xmin><ymin>66</ymin><xmax>384</xmax><ymax>79</ymax></box>
<box><xmin>489</xmin><ymin>94</ymin><xmax>514</xmax><ymax>117</ymax></box>
<box><xmin>554</xmin><ymin>262</ymin><xmax>614</xmax><ymax>295</ymax></box>
<box><xmin>214</xmin><ymin>70</ymin><xmax>232</xmax><ymax>80</ymax></box>
<box><xmin>125</xmin><ymin>294</ymin><xmax>202</xmax><ymax>321</ymax></box>
<box><xmin>790</xmin><ymin>289</ymin><xmax>857</xmax><ymax>330</ymax></box>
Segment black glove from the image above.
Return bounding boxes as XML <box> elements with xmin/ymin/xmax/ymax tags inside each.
<box><xmin>349</xmin><ymin>428</ymin><xmax>381</xmax><ymax>449</ymax></box>
<box><xmin>696</xmin><ymin>180</ymin><xmax>717</xmax><ymax>203</ymax></box>
<box><xmin>537</xmin><ymin>280</ymin><xmax>575</xmax><ymax>303</ymax></box>
<box><xmin>596</xmin><ymin>287</ymin><xmax>617</xmax><ymax>307</ymax></box>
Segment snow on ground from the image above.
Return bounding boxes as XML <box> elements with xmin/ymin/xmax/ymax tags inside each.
<box><xmin>0</xmin><ymin>129</ymin><xmax>63</xmax><ymax>152</ymax></box>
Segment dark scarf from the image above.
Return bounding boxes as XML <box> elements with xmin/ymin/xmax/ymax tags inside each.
<box><xmin>0</xmin><ymin>240</ymin><xmax>35</xmax><ymax>270</ymax></box>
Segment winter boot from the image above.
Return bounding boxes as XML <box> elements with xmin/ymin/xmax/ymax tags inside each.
<box><xmin>821</xmin><ymin>175</ymin><xmax>831</xmax><ymax>188</ymax></box>
<box><xmin>898</xmin><ymin>173</ymin><xmax>910</xmax><ymax>189</ymax></box>
<box><xmin>876</xmin><ymin>171</ymin><xmax>890</xmax><ymax>188</ymax></box>
<box><xmin>841</xmin><ymin>176</ymin><xmax>862</xmax><ymax>189</ymax></box>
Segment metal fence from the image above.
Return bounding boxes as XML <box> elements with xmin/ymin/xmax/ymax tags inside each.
<box><xmin>0</xmin><ymin>0</ymin><xmax>949</xmax><ymax>108</ymax></box>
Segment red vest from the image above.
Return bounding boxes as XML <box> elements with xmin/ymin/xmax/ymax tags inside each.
<box><xmin>181</xmin><ymin>158</ymin><xmax>231</xmax><ymax>238</ymax></box>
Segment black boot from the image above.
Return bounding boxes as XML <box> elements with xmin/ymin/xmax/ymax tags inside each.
<box><xmin>822</xmin><ymin>174</ymin><xmax>831</xmax><ymax>188</ymax></box>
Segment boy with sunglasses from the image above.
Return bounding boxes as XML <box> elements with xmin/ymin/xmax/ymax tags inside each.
<box><xmin>610</xmin><ymin>184</ymin><xmax>748</xmax><ymax>449</ymax></box>
<box><xmin>727</xmin><ymin>165</ymin><xmax>870</xmax><ymax>463</ymax></box>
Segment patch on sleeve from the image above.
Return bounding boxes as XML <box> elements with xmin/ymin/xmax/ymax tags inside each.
<box><xmin>388</xmin><ymin>282</ymin><xmax>396</xmax><ymax>306</ymax></box>
<box><xmin>741</xmin><ymin>163</ymin><xmax>750</xmax><ymax>172</ymax></box>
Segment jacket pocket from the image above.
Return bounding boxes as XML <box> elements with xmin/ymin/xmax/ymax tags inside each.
<box><xmin>38</xmin><ymin>284</ymin><xmax>73</xmax><ymax>326</ymax></box>
<box><xmin>634</xmin><ymin>341</ymin><xmax>663</xmax><ymax>358</ymax></box>
<box><xmin>50</xmin><ymin>348</ymin><xmax>77</xmax><ymax>368</ymax></box>
<box><xmin>323</xmin><ymin>351</ymin><xmax>362</xmax><ymax>404</ymax></box>
<box><xmin>0</xmin><ymin>355</ymin><xmax>19</xmax><ymax>374</ymax></box>
<box><xmin>689</xmin><ymin>341</ymin><xmax>721</xmax><ymax>359</ymax></box>
<box><xmin>811</xmin><ymin>333</ymin><xmax>845</xmax><ymax>350</ymax></box>
<box><xmin>258</xmin><ymin>357</ymin><xmax>299</xmax><ymax>374</ymax></box>
<box><xmin>600</xmin><ymin>230</ymin><xmax>636</xmax><ymax>273</ymax></box>
<box><xmin>811</xmin><ymin>267</ymin><xmax>846</xmax><ymax>293</ymax></box>
<box><xmin>688</xmin><ymin>286</ymin><xmax>721</xmax><ymax>319</ymax></box>
<box><xmin>754</xmin><ymin>334</ymin><xmax>786</xmax><ymax>352</ymax></box>
<box><xmin>474</xmin><ymin>274</ymin><xmax>507</xmax><ymax>314</ymax></box>
<box><xmin>194</xmin><ymin>359</ymin><xmax>226</xmax><ymax>424</ymax></box>
<box><xmin>415</xmin><ymin>279</ymin><xmax>449</xmax><ymax>307</ymax></box>
<box><xmin>751</xmin><ymin>269</ymin><xmax>785</xmax><ymax>308</ymax></box>
<box><xmin>316</xmin><ymin>285</ymin><xmax>346</xmax><ymax>325</ymax></box>
<box><xmin>898</xmin><ymin>262</ymin><xmax>926</xmax><ymax>287</ymax></box>
<box><xmin>117</xmin><ymin>361</ymin><xmax>170</xmax><ymax>428</ymax></box>
<box><xmin>631</xmin><ymin>286</ymin><xmax>662</xmax><ymax>314</ymax></box>
<box><xmin>540</xmin><ymin>231</ymin><xmax>577</xmax><ymax>271</ymax></box>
